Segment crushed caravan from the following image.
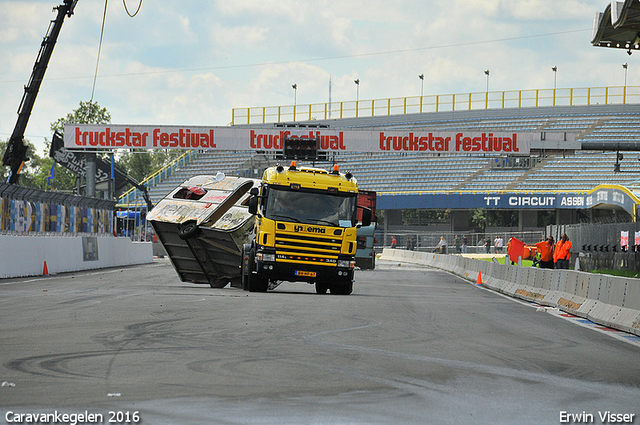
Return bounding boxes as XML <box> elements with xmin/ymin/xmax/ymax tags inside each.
<box><xmin>146</xmin><ymin>174</ymin><xmax>260</xmax><ymax>288</ymax></box>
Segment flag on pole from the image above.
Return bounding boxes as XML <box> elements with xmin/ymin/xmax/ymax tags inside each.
<box><xmin>46</xmin><ymin>162</ymin><xmax>55</xmax><ymax>186</ymax></box>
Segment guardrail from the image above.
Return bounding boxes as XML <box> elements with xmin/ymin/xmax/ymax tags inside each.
<box><xmin>381</xmin><ymin>248</ymin><xmax>640</xmax><ymax>336</ymax></box>
<box><xmin>232</xmin><ymin>85</ymin><xmax>640</xmax><ymax>125</ymax></box>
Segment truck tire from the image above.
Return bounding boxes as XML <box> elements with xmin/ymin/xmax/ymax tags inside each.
<box><xmin>178</xmin><ymin>220</ymin><xmax>200</xmax><ymax>240</ymax></box>
<box><xmin>241</xmin><ymin>244</ymin><xmax>252</xmax><ymax>291</ymax></box>
<box><xmin>248</xmin><ymin>274</ymin><xmax>268</xmax><ymax>292</ymax></box>
<box><xmin>330</xmin><ymin>282</ymin><xmax>353</xmax><ymax>295</ymax></box>
<box><xmin>247</xmin><ymin>248</ymin><xmax>268</xmax><ymax>292</ymax></box>
<box><xmin>315</xmin><ymin>282</ymin><xmax>329</xmax><ymax>294</ymax></box>
<box><xmin>209</xmin><ymin>280</ymin><xmax>228</xmax><ymax>289</ymax></box>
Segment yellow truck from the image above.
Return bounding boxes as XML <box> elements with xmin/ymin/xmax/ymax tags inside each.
<box><xmin>242</xmin><ymin>161</ymin><xmax>371</xmax><ymax>294</ymax></box>
<box><xmin>147</xmin><ymin>162</ymin><xmax>370</xmax><ymax>294</ymax></box>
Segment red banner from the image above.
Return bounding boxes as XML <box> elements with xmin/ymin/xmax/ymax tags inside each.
<box><xmin>61</xmin><ymin>124</ymin><xmax>581</xmax><ymax>155</ymax></box>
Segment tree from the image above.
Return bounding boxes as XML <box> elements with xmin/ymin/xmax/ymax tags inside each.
<box><xmin>51</xmin><ymin>100</ymin><xmax>179</xmax><ymax>185</ymax></box>
<box><xmin>0</xmin><ymin>138</ymin><xmax>39</xmax><ymax>187</ymax></box>
<box><xmin>118</xmin><ymin>151</ymin><xmax>153</xmax><ymax>182</ymax></box>
<box><xmin>470</xmin><ymin>208</ymin><xmax>519</xmax><ymax>230</ymax></box>
<box><xmin>46</xmin><ymin>100</ymin><xmax>112</xmax><ymax>192</ymax></box>
<box><xmin>50</xmin><ymin>100</ymin><xmax>111</xmax><ymax>134</ymax></box>
<box><xmin>470</xmin><ymin>209</ymin><xmax>486</xmax><ymax>231</ymax></box>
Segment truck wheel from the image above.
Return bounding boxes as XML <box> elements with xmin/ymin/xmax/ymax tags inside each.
<box><xmin>247</xmin><ymin>248</ymin><xmax>268</xmax><ymax>292</ymax></box>
<box><xmin>315</xmin><ymin>282</ymin><xmax>329</xmax><ymax>294</ymax></box>
<box><xmin>248</xmin><ymin>274</ymin><xmax>268</xmax><ymax>292</ymax></box>
<box><xmin>330</xmin><ymin>282</ymin><xmax>353</xmax><ymax>295</ymax></box>
<box><xmin>178</xmin><ymin>220</ymin><xmax>200</xmax><ymax>240</ymax></box>
<box><xmin>209</xmin><ymin>280</ymin><xmax>228</xmax><ymax>289</ymax></box>
<box><xmin>241</xmin><ymin>245</ymin><xmax>252</xmax><ymax>291</ymax></box>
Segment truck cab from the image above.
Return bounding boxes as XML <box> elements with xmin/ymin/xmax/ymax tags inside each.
<box><xmin>243</xmin><ymin>162</ymin><xmax>370</xmax><ymax>294</ymax></box>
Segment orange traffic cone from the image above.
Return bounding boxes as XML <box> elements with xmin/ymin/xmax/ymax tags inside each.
<box><xmin>476</xmin><ymin>271</ymin><xmax>482</xmax><ymax>285</ymax></box>
<box><xmin>43</xmin><ymin>261</ymin><xmax>49</xmax><ymax>276</ymax></box>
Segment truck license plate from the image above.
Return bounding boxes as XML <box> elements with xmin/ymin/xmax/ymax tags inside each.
<box><xmin>295</xmin><ymin>270</ymin><xmax>316</xmax><ymax>277</ymax></box>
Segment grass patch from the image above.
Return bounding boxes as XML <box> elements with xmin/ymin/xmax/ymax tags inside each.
<box><xmin>476</xmin><ymin>258</ymin><xmax>640</xmax><ymax>278</ymax></box>
<box><xmin>478</xmin><ymin>257</ymin><xmax>534</xmax><ymax>267</ymax></box>
<box><xmin>591</xmin><ymin>269</ymin><xmax>640</xmax><ymax>279</ymax></box>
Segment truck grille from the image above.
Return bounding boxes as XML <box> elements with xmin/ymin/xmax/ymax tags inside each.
<box><xmin>274</xmin><ymin>232</ymin><xmax>342</xmax><ymax>266</ymax></box>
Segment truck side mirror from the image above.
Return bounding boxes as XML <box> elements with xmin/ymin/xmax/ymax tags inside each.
<box><xmin>361</xmin><ymin>207</ymin><xmax>372</xmax><ymax>227</ymax></box>
<box><xmin>248</xmin><ymin>195</ymin><xmax>258</xmax><ymax>215</ymax></box>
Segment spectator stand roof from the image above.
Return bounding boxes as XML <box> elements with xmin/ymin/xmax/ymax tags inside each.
<box><xmin>592</xmin><ymin>0</ymin><xmax>640</xmax><ymax>52</ymax></box>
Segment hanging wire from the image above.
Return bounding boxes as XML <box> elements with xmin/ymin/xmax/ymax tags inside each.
<box><xmin>123</xmin><ymin>0</ymin><xmax>143</xmax><ymax>17</ymax></box>
<box><xmin>90</xmin><ymin>0</ymin><xmax>142</xmax><ymax>113</ymax></box>
<box><xmin>89</xmin><ymin>0</ymin><xmax>109</xmax><ymax>119</ymax></box>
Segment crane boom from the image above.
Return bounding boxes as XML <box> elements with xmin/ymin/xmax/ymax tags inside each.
<box><xmin>2</xmin><ymin>0</ymin><xmax>78</xmax><ymax>184</ymax></box>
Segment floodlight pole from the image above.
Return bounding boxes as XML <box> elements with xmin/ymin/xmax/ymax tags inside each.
<box><xmin>484</xmin><ymin>70</ymin><xmax>490</xmax><ymax>108</ymax></box>
<box><xmin>354</xmin><ymin>79</ymin><xmax>360</xmax><ymax>117</ymax></box>
<box><xmin>419</xmin><ymin>74</ymin><xmax>424</xmax><ymax>113</ymax></box>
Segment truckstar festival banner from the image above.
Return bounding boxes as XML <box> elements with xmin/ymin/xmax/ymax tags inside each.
<box><xmin>62</xmin><ymin>124</ymin><xmax>575</xmax><ymax>155</ymax></box>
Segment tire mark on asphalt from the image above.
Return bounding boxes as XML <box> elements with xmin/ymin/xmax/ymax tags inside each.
<box><xmin>298</xmin><ymin>320</ymin><xmax>640</xmax><ymax>398</ymax></box>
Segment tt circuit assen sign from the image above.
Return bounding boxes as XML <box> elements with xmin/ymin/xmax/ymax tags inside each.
<box><xmin>377</xmin><ymin>185</ymin><xmax>640</xmax><ymax>217</ymax></box>
<box><xmin>56</xmin><ymin>124</ymin><xmax>576</xmax><ymax>155</ymax></box>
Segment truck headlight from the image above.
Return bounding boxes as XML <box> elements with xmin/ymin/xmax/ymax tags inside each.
<box><xmin>337</xmin><ymin>260</ymin><xmax>355</xmax><ymax>268</ymax></box>
<box><xmin>257</xmin><ymin>253</ymin><xmax>276</xmax><ymax>262</ymax></box>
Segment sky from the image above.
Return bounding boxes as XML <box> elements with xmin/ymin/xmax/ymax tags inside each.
<box><xmin>0</xmin><ymin>0</ymin><xmax>632</xmax><ymax>157</ymax></box>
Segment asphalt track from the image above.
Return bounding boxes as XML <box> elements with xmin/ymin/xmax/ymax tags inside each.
<box><xmin>1</xmin><ymin>259</ymin><xmax>639</xmax><ymax>425</ymax></box>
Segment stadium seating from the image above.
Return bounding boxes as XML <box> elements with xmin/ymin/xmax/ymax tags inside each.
<box><xmin>124</xmin><ymin>103</ymin><xmax>640</xmax><ymax>206</ymax></box>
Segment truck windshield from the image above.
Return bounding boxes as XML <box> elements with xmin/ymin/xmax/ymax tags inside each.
<box><xmin>265</xmin><ymin>187</ymin><xmax>357</xmax><ymax>227</ymax></box>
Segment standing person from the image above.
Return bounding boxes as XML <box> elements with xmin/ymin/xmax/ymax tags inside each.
<box><xmin>494</xmin><ymin>236</ymin><xmax>499</xmax><ymax>254</ymax></box>
<box><xmin>454</xmin><ymin>235</ymin><xmax>461</xmax><ymax>253</ymax></box>
<box><xmin>495</xmin><ymin>236</ymin><xmax>504</xmax><ymax>254</ymax></box>
<box><xmin>391</xmin><ymin>236</ymin><xmax>397</xmax><ymax>249</ymax></box>
<box><xmin>535</xmin><ymin>236</ymin><xmax>555</xmax><ymax>269</ymax></box>
<box><xmin>554</xmin><ymin>234</ymin><xmax>572</xmax><ymax>269</ymax></box>
<box><xmin>462</xmin><ymin>235</ymin><xmax>468</xmax><ymax>254</ymax></box>
<box><xmin>484</xmin><ymin>237</ymin><xmax>491</xmax><ymax>254</ymax></box>
<box><xmin>436</xmin><ymin>236</ymin><xmax>447</xmax><ymax>254</ymax></box>
<box><xmin>406</xmin><ymin>236</ymin><xmax>415</xmax><ymax>251</ymax></box>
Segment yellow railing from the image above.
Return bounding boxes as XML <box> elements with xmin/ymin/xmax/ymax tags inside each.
<box><xmin>231</xmin><ymin>85</ymin><xmax>640</xmax><ymax>125</ymax></box>
<box><xmin>117</xmin><ymin>150</ymin><xmax>200</xmax><ymax>207</ymax></box>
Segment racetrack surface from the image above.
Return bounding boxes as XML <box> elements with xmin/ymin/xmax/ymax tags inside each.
<box><xmin>1</xmin><ymin>259</ymin><xmax>639</xmax><ymax>424</ymax></box>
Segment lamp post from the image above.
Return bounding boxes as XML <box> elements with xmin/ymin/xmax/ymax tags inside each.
<box><xmin>354</xmin><ymin>79</ymin><xmax>360</xmax><ymax>117</ymax></box>
<box><xmin>551</xmin><ymin>66</ymin><xmax>557</xmax><ymax>90</ymax></box>
<box><xmin>623</xmin><ymin>63</ymin><xmax>628</xmax><ymax>103</ymax></box>
<box><xmin>419</xmin><ymin>74</ymin><xmax>424</xmax><ymax>113</ymax></box>
<box><xmin>484</xmin><ymin>70</ymin><xmax>490</xmax><ymax>109</ymax></box>
<box><xmin>292</xmin><ymin>84</ymin><xmax>297</xmax><ymax>120</ymax></box>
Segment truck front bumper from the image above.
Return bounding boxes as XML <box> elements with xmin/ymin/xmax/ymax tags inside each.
<box><xmin>255</xmin><ymin>259</ymin><xmax>354</xmax><ymax>284</ymax></box>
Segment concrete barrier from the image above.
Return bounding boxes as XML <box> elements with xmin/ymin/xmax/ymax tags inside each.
<box><xmin>0</xmin><ymin>234</ymin><xmax>153</xmax><ymax>279</ymax></box>
<box><xmin>380</xmin><ymin>248</ymin><xmax>640</xmax><ymax>337</ymax></box>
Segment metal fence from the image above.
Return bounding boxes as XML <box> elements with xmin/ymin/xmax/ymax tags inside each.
<box><xmin>0</xmin><ymin>183</ymin><xmax>116</xmax><ymax>236</ymax></box>
<box><xmin>376</xmin><ymin>229</ymin><xmax>545</xmax><ymax>254</ymax></box>
<box><xmin>554</xmin><ymin>222</ymin><xmax>640</xmax><ymax>271</ymax></box>
<box><xmin>232</xmin><ymin>85</ymin><xmax>640</xmax><ymax>125</ymax></box>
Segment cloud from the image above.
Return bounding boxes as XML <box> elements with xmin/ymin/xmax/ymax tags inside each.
<box><xmin>0</xmin><ymin>0</ymin><xmax>618</xmax><ymax>157</ymax></box>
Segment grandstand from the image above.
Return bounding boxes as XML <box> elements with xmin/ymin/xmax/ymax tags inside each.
<box><xmin>121</xmin><ymin>103</ymin><xmax>640</xmax><ymax>211</ymax></box>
